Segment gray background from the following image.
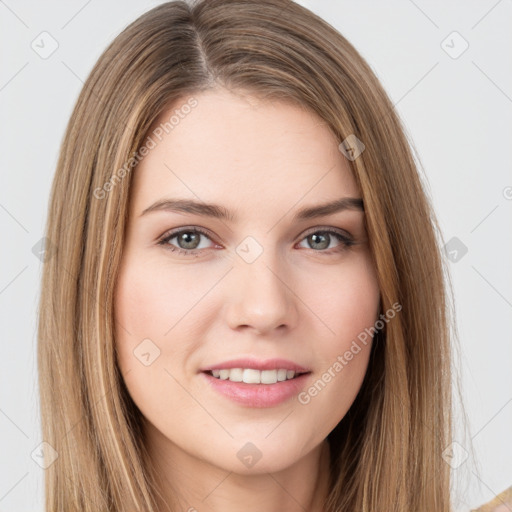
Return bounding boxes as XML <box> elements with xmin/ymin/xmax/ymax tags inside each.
<box><xmin>1</xmin><ymin>1</ymin><xmax>511</xmax><ymax>510</ymax></box>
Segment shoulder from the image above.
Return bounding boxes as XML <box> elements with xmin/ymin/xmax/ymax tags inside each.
<box><xmin>471</xmin><ymin>486</ymin><xmax>512</xmax><ymax>511</ymax></box>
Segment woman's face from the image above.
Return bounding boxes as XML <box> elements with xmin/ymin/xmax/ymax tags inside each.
<box><xmin>114</xmin><ymin>87</ymin><xmax>380</xmax><ymax>476</ymax></box>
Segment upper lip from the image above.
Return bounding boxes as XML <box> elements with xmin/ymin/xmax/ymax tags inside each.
<box><xmin>200</xmin><ymin>358</ymin><xmax>311</xmax><ymax>373</ymax></box>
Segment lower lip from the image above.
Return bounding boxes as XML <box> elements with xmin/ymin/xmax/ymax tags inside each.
<box><xmin>201</xmin><ymin>371</ymin><xmax>311</xmax><ymax>408</ymax></box>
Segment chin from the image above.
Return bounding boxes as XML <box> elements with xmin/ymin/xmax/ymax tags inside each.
<box><xmin>211</xmin><ymin>437</ymin><xmax>314</xmax><ymax>476</ymax></box>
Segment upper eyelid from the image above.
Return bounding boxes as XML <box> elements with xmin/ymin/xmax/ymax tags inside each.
<box><xmin>159</xmin><ymin>226</ymin><xmax>216</xmax><ymax>242</ymax></box>
<box><xmin>300</xmin><ymin>225</ymin><xmax>352</xmax><ymax>237</ymax></box>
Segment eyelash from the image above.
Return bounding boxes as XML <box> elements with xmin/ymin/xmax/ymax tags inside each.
<box><xmin>157</xmin><ymin>226</ymin><xmax>355</xmax><ymax>257</ymax></box>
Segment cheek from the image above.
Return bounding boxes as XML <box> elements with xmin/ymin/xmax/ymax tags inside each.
<box><xmin>305</xmin><ymin>251</ymin><xmax>380</xmax><ymax>351</ymax></box>
<box><xmin>295</xmin><ymin>253</ymin><xmax>379</xmax><ymax>416</ymax></box>
<box><xmin>114</xmin><ymin>259</ymin><xmax>173</xmax><ymax>375</ymax></box>
<box><xmin>113</xmin><ymin>259</ymin><xmax>203</xmax><ymax>424</ymax></box>
<box><xmin>113</xmin><ymin>255</ymin><xmax>220</xmax><ymax>401</ymax></box>
<box><xmin>114</xmin><ymin>257</ymin><xmax>206</xmax><ymax>353</ymax></box>
<box><xmin>297</xmin><ymin>340</ymin><xmax>371</xmax><ymax>438</ymax></box>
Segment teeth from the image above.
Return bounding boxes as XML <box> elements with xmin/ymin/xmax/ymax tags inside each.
<box><xmin>229</xmin><ymin>368</ymin><xmax>243</xmax><ymax>382</ymax></box>
<box><xmin>261</xmin><ymin>370</ymin><xmax>277</xmax><ymax>384</ymax></box>
<box><xmin>244</xmin><ymin>369</ymin><xmax>261</xmax><ymax>384</ymax></box>
<box><xmin>209</xmin><ymin>368</ymin><xmax>299</xmax><ymax>384</ymax></box>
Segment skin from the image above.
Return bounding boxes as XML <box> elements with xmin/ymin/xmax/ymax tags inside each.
<box><xmin>114</xmin><ymin>87</ymin><xmax>381</xmax><ymax>512</ymax></box>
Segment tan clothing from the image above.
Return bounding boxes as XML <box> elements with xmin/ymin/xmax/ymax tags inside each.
<box><xmin>472</xmin><ymin>486</ymin><xmax>512</xmax><ymax>512</ymax></box>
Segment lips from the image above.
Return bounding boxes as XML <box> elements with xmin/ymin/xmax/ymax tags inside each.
<box><xmin>199</xmin><ymin>358</ymin><xmax>312</xmax><ymax>407</ymax></box>
<box><xmin>201</xmin><ymin>371</ymin><xmax>311</xmax><ymax>408</ymax></box>
<box><xmin>200</xmin><ymin>357</ymin><xmax>311</xmax><ymax>373</ymax></box>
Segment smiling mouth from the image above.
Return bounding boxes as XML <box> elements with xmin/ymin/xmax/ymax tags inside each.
<box><xmin>204</xmin><ymin>368</ymin><xmax>310</xmax><ymax>384</ymax></box>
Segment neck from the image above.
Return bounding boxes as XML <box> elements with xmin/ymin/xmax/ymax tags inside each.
<box><xmin>145</xmin><ymin>424</ymin><xmax>331</xmax><ymax>512</ymax></box>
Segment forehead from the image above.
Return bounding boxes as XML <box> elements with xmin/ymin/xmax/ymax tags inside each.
<box><xmin>130</xmin><ymin>88</ymin><xmax>360</xmax><ymax>217</ymax></box>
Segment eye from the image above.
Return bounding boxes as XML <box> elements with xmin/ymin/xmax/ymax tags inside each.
<box><xmin>297</xmin><ymin>228</ymin><xmax>355</xmax><ymax>254</ymax></box>
<box><xmin>157</xmin><ymin>226</ymin><xmax>355</xmax><ymax>257</ymax></box>
<box><xmin>158</xmin><ymin>227</ymin><xmax>217</xmax><ymax>256</ymax></box>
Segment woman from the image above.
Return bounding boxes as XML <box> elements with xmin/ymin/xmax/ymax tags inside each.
<box><xmin>37</xmin><ymin>0</ymin><xmax>457</xmax><ymax>510</ymax></box>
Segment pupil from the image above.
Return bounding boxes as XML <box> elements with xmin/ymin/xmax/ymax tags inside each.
<box><xmin>180</xmin><ymin>232</ymin><xmax>199</xmax><ymax>249</ymax></box>
<box><xmin>310</xmin><ymin>233</ymin><xmax>329</xmax><ymax>250</ymax></box>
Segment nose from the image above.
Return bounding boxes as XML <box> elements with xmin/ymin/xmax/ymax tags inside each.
<box><xmin>225</xmin><ymin>249</ymin><xmax>299</xmax><ymax>335</ymax></box>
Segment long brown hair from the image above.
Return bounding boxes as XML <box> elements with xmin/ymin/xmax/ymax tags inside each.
<box><xmin>37</xmin><ymin>0</ymin><xmax>454</xmax><ymax>509</ymax></box>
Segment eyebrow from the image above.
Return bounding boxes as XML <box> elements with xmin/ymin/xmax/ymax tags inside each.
<box><xmin>140</xmin><ymin>197</ymin><xmax>364</xmax><ymax>222</ymax></box>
